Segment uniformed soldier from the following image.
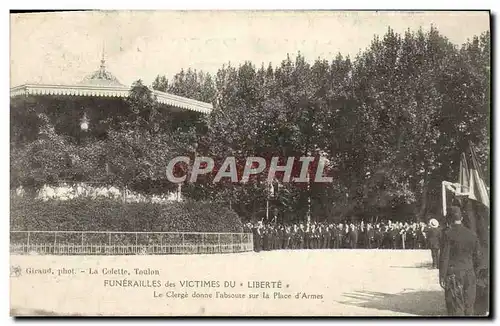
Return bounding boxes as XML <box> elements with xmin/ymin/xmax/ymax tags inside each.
<box><xmin>337</xmin><ymin>223</ymin><xmax>345</xmax><ymax>248</ymax></box>
<box><xmin>304</xmin><ymin>224</ymin><xmax>311</xmax><ymax>249</ymax></box>
<box><xmin>417</xmin><ymin>222</ymin><xmax>428</xmax><ymax>249</ymax></box>
<box><xmin>366</xmin><ymin>223</ymin><xmax>375</xmax><ymax>249</ymax></box>
<box><xmin>332</xmin><ymin>224</ymin><xmax>341</xmax><ymax>249</ymax></box>
<box><xmin>396</xmin><ymin>222</ymin><xmax>404</xmax><ymax>249</ymax></box>
<box><xmin>298</xmin><ymin>223</ymin><xmax>305</xmax><ymax>249</ymax></box>
<box><xmin>290</xmin><ymin>224</ymin><xmax>296</xmax><ymax>249</ymax></box>
<box><xmin>382</xmin><ymin>224</ymin><xmax>391</xmax><ymax>249</ymax></box>
<box><xmin>309</xmin><ymin>224</ymin><xmax>315</xmax><ymax>249</ymax></box>
<box><xmin>312</xmin><ymin>223</ymin><xmax>320</xmax><ymax>249</ymax></box>
<box><xmin>262</xmin><ymin>225</ymin><xmax>270</xmax><ymax>251</ymax></box>
<box><xmin>374</xmin><ymin>224</ymin><xmax>383</xmax><ymax>249</ymax></box>
<box><xmin>284</xmin><ymin>225</ymin><xmax>291</xmax><ymax>249</ymax></box>
<box><xmin>252</xmin><ymin>222</ymin><xmax>262</xmax><ymax>252</ymax></box>
<box><xmin>408</xmin><ymin>223</ymin><xmax>418</xmax><ymax>249</ymax></box>
<box><xmin>327</xmin><ymin>224</ymin><xmax>334</xmax><ymax>249</ymax></box>
<box><xmin>399</xmin><ymin>223</ymin><xmax>408</xmax><ymax>249</ymax></box>
<box><xmin>359</xmin><ymin>220</ymin><xmax>366</xmax><ymax>248</ymax></box>
<box><xmin>386</xmin><ymin>225</ymin><xmax>394</xmax><ymax>249</ymax></box>
<box><xmin>320</xmin><ymin>224</ymin><xmax>329</xmax><ymax>249</ymax></box>
<box><xmin>273</xmin><ymin>226</ymin><xmax>280</xmax><ymax>250</ymax></box>
<box><xmin>439</xmin><ymin>206</ymin><xmax>481</xmax><ymax>316</ymax></box>
<box><xmin>348</xmin><ymin>224</ymin><xmax>358</xmax><ymax>249</ymax></box>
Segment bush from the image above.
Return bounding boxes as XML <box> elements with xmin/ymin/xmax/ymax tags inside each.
<box><xmin>10</xmin><ymin>196</ymin><xmax>243</xmax><ymax>233</ymax></box>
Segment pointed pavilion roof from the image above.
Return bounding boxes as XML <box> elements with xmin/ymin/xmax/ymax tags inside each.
<box><xmin>78</xmin><ymin>53</ymin><xmax>124</xmax><ymax>87</ymax></box>
<box><xmin>10</xmin><ymin>56</ymin><xmax>213</xmax><ymax>114</ymax></box>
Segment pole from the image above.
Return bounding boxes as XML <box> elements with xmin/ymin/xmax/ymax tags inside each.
<box><xmin>307</xmin><ymin>172</ymin><xmax>311</xmax><ymax>224</ymax></box>
<box><xmin>266</xmin><ymin>179</ymin><xmax>271</xmax><ymax>222</ymax></box>
<box><xmin>442</xmin><ymin>181</ymin><xmax>447</xmax><ymax>217</ymax></box>
<box><xmin>266</xmin><ymin>197</ymin><xmax>269</xmax><ymax>222</ymax></box>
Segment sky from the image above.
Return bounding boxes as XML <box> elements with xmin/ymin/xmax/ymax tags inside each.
<box><xmin>10</xmin><ymin>10</ymin><xmax>490</xmax><ymax>88</ymax></box>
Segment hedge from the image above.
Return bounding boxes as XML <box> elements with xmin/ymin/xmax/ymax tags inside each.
<box><xmin>10</xmin><ymin>196</ymin><xmax>243</xmax><ymax>233</ymax></box>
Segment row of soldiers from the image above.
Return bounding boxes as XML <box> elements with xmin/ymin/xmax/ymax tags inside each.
<box><xmin>244</xmin><ymin>220</ymin><xmax>432</xmax><ymax>252</ymax></box>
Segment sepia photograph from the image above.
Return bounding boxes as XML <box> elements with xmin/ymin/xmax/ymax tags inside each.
<box><xmin>9</xmin><ymin>10</ymin><xmax>491</xmax><ymax>317</ymax></box>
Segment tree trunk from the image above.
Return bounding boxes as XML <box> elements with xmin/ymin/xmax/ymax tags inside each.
<box><xmin>417</xmin><ymin>177</ymin><xmax>429</xmax><ymax>221</ymax></box>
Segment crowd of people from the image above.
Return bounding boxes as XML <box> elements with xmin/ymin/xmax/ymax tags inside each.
<box><xmin>243</xmin><ymin>219</ymin><xmax>436</xmax><ymax>252</ymax></box>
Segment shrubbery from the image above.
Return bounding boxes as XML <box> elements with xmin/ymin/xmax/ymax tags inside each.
<box><xmin>10</xmin><ymin>196</ymin><xmax>243</xmax><ymax>233</ymax></box>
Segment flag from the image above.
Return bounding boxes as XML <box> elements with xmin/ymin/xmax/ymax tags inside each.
<box><xmin>442</xmin><ymin>142</ymin><xmax>490</xmax><ymax>315</ymax></box>
<box><xmin>443</xmin><ymin>144</ymin><xmax>489</xmax><ymax>215</ymax></box>
<box><xmin>455</xmin><ymin>142</ymin><xmax>490</xmax><ymax>207</ymax></box>
<box><xmin>465</xmin><ymin>142</ymin><xmax>490</xmax><ymax>316</ymax></box>
<box><xmin>457</xmin><ymin>144</ymin><xmax>490</xmax><ymax>235</ymax></box>
<box><xmin>468</xmin><ymin>142</ymin><xmax>489</xmax><ymax>208</ymax></box>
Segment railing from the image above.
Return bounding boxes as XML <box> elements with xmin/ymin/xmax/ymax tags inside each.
<box><xmin>10</xmin><ymin>231</ymin><xmax>254</xmax><ymax>255</ymax></box>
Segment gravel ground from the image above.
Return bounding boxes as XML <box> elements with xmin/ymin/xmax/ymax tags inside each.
<box><xmin>10</xmin><ymin>249</ymin><xmax>446</xmax><ymax>316</ymax></box>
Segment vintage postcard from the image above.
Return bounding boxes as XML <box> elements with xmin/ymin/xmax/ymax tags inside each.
<box><xmin>9</xmin><ymin>10</ymin><xmax>490</xmax><ymax>317</ymax></box>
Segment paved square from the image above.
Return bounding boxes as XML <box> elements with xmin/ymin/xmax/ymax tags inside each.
<box><xmin>10</xmin><ymin>250</ymin><xmax>445</xmax><ymax>316</ymax></box>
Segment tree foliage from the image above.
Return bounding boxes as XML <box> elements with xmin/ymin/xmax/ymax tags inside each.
<box><xmin>10</xmin><ymin>26</ymin><xmax>490</xmax><ymax>223</ymax></box>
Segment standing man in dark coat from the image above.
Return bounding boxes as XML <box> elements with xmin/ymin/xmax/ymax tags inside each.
<box><xmin>298</xmin><ymin>223</ymin><xmax>306</xmax><ymax>249</ymax></box>
<box><xmin>348</xmin><ymin>224</ymin><xmax>358</xmax><ymax>249</ymax></box>
<box><xmin>407</xmin><ymin>223</ymin><xmax>417</xmax><ymax>249</ymax></box>
<box><xmin>366</xmin><ymin>223</ymin><xmax>375</xmax><ymax>249</ymax></box>
<box><xmin>340</xmin><ymin>223</ymin><xmax>348</xmax><ymax>248</ymax></box>
<box><xmin>427</xmin><ymin>218</ymin><xmax>441</xmax><ymax>269</ymax></box>
<box><xmin>389</xmin><ymin>225</ymin><xmax>399</xmax><ymax>249</ymax></box>
<box><xmin>358</xmin><ymin>220</ymin><xmax>366</xmax><ymax>248</ymax></box>
<box><xmin>375</xmin><ymin>224</ymin><xmax>384</xmax><ymax>249</ymax></box>
<box><xmin>262</xmin><ymin>225</ymin><xmax>270</xmax><ymax>251</ymax></box>
<box><xmin>440</xmin><ymin>206</ymin><xmax>481</xmax><ymax>316</ymax></box>
<box><xmin>332</xmin><ymin>224</ymin><xmax>340</xmax><ymax>249</ymax></box>
<box><xmin>252</xmin><ymin>222</ymin><xmax>263</xmax><ymax>252</ymax></box>
<box><xmin>321</xmin><ymin>225</ymin><xmax>330</xmax><ymax>249</ymax></box>
<box><xmin>304</xmin><ymin>224</ymin><xmax>311</xmax><ymax>249</ymax></box>
<box><xmin>417</xmin><ymin>223</ymin><xmax>428</xmax><ymax>249</ymax></box>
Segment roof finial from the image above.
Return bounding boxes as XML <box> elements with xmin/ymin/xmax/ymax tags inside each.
<box><xmin>100</xmin><ymin>41</ymin><xmax>106</xmax><ymax>71</ymax></box>
<box><xmin>78</xmin><ymin>42</ymin><xmax>123</xmax><ymax>86</ymax></box>
<box><xmin>101</xmin><ymin>41</ymin><xmax>105</xmax><ymax>65</ymax></box>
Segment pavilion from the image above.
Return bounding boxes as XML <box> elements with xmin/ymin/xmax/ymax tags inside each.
<box><xmin>10</xmin><ymin>54</ymin><xmax>214</xmax><ymax>143</ymax></box>
<box><xmin>10</xmin><ymin>56</ymin><xmax>213</xmax><ymax>202</ymax></box>
<box><xmin>10</xmin><ymin>55</ymin><xmax>213</xmax><ymax>114</ymax></box>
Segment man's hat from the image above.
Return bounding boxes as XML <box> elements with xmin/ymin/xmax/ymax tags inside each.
<box><xmin>429</xmin><ymin>218</ymin><xmax>439</xmax><ymax>228</ymax></box>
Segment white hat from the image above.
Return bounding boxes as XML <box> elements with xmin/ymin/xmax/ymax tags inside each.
<box><xmin>429</xmin><ymin>219</ymin><xmax>439</xmax><ymax>228</ymax></box>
